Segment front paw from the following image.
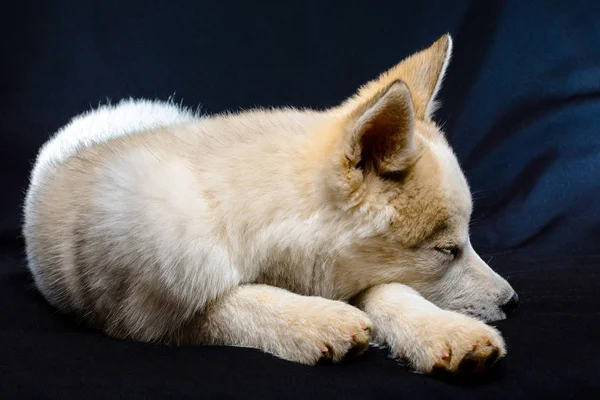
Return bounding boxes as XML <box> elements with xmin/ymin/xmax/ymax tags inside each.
<box><xmin>276</xmin><ymin>299</ymin><xmax>373</xmax><ymax>365</ymax></box>
<box><xmin>394</xmin><ymin>311</ymin><xmax>505</xmax><ymax>375</ymax></box>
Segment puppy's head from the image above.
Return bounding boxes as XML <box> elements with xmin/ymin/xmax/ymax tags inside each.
<box><xmin>325</xmin><ymin>35</ymin><xmax>517</xmax><ymax>322</ymax></box>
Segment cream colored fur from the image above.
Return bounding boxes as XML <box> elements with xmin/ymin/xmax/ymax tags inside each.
<box><xmin>23</xmin><ymin>35</ymin><xmax>516</xmax><ymax>375</ymax></box>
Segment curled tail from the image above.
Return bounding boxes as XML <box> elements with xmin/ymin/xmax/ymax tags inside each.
<box><xmin>29</xmin><ymin>98</ymin><xmax>199</xmax><ymax>190</ymax></box>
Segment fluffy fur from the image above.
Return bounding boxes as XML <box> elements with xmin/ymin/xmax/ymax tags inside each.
<box><xmin>23</xmin><ymin>35</ymin><xmax>517</xmax><ymax>375</ymax></box>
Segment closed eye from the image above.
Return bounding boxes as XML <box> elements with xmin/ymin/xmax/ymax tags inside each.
<box><xmin>435</xmin><ymin>246</ymin><xmax>459</xmax><ymax>259</ymax></box>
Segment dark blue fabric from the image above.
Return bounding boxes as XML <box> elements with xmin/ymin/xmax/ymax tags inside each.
<box><xmin>1</xmin><ymin>1</ymin><xmax>599</xmax><ymax>398</ymax></box>
<box><xmin>2</xmin><ymin>0</ymin><xmax>599</xmax><ymax>266</ymax></box>
<box><xmin>437</xmin><ymin>1</ymin><xmax>600</xmax><ymax>264</ymax></box>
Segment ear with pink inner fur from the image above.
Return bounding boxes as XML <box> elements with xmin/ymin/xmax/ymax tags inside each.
<box><xmin>345</xmin><ymin>80</ymin><xmax>416</xmax><ymax>174</ymax></box>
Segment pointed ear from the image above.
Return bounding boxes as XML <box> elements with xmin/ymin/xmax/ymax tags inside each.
<box><xmin>344</xmin><ymin>80</ymin><xmax>416</xmax><ymax>174</ymax></box>
<box><xmin>347</xmin><ymin>34</ymin><xmax>453</xmax><ymax>121</ymax></box>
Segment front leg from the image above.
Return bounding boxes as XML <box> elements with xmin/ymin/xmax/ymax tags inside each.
<box><xmin>195</xmin><ymin>284</ymin><xmax>372</xmax><ymax>365</ymax></box>
<box><xmin>354</xmin><ymin>283</ymin><xmax>505</xmax><ymax>375</ymax></box>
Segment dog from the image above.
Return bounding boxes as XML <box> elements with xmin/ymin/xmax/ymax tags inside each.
<box><xmin>23</xmin><ymin>34</ymin><xmax>518</xmax><ymax>375</ymax></box>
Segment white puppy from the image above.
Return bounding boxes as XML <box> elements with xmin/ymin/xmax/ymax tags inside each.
<box><xmin>23</xmin><ymin>35</ymin><xmax>517</xmax><ymax>375</ymax></box>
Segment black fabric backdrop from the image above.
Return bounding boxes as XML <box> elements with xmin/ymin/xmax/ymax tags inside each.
<box><xmin>1</xmin><ymin>0</ymin><xmax>599</xmax><ymax>398</ymax></box>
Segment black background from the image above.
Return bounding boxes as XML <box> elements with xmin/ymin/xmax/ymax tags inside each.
<box><xmin>1</xmin><ymin>0</ymin><xmax>599</xmax><ymax>398</ymax></box>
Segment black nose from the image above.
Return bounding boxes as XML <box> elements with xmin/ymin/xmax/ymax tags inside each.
<box><xmin>501</xmin><ymin>293</ymin><xmax>519</xmax><ymax>316</ymax></box>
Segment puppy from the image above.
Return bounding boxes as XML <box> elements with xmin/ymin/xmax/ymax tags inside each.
<box><xmin>23</xmin><ymin>34</ymin><xmax>518</xmax><ymax>375</ymax></box>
